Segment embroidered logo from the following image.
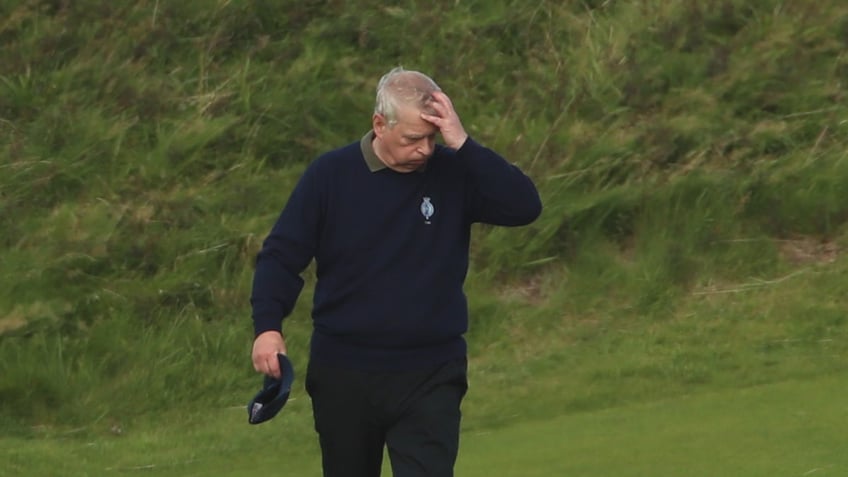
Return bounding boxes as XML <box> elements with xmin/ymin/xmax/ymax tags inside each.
<box><xmin>420</xmin><ymin>197</ymin><xmax>435</xmax><ymax>224</ymax></box>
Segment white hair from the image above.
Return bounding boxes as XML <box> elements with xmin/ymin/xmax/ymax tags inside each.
<box><xmin>374</xmin><ymin>66</ymin><xmax>441</xmax><ymax>127</ymax></box>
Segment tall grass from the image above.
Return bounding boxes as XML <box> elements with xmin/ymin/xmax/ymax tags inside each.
<box><xmin>1</xmin><ymin>0</ymin><xmax>847</xmax><ymax>434</ymax></box>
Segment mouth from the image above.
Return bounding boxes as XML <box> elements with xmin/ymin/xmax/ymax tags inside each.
<box><xmin>397</xmin><ymin>160</ymin><xmax>426</xmax><ymax>172</ymax></box>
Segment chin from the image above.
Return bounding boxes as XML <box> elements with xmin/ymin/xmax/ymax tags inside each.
<box><xmin>392</xmin><ymin>158</ymin><xmax>428</xmax><ymax>173</ymax></box>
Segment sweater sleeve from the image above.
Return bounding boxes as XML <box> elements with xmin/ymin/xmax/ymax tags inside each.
<box><xmin>458</xmin><ymin>138</ymin><xmax>543</xmax><ymax>226</ymax></box>
<box><xmin>250</xmin><ymin>163</ymin><xmax>323</xmax><ymax>336</ymax></box>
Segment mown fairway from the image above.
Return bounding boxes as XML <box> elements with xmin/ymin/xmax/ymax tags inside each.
<box><xmin>458</xmin><ymin>375</ymin><xmax>848</xmax><ymax>477</ymax></box>
<box><xmin>4</xmin><ymin>375</ymin><xmax>847</xmax><ymax>476</ymax></box>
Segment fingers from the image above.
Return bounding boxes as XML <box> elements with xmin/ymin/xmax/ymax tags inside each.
<box><xmin>420</xmin><ymin>102</ymin><xmax>453</xmax><ymax>126</ymax></box>
<box><xmin>419</xmin><ymin>112</ymin><xmax>444</xmax><ymax>129</ymax></box>
<box><xmin>419</xmin><ymin>91</ymin><xmax>468</xmax><ymax>149</ymax></box>
<box><xmin>425</xmin><ymin>91</ymin><xmax>454</xmax><ymax>118</ymax></box>
<box><xmin>253</xmin><ymin>351</ymin><xmax>281</xmax><ymax>378</ymax></box>
<box><xmin>254</xmin><ymin>350</ymin><xmax>277</xmax><ymax>375</ymax></box>
<box><xmin>265</xmin><ymin>355</ymin><xmax>282</xmax><ymax>379</ymax></box>
<box><xmin>252</xmin><ymin>331</ymin><xmax>286</xmax><ymax>378</ymax></box>
<box><xmin>430</xmin><ymin>90</ymin><xmax>453</xmax><ymax>108</ymax></box>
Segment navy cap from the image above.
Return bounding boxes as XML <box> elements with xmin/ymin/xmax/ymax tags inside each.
<box><xmin>247</xmin><ymin>353</ymin><xmax>295</xmax><ymax>425</ymax></box>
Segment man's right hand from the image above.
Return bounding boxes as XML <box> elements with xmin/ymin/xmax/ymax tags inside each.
<box><xmin>252</xmin><ymin>331</ymin><xmax>288</xmax><ymax>379</ymax></box>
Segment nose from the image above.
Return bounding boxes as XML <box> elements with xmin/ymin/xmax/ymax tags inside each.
<box><xmin>418</xmin><ymin>137</ymin><xmax>435</xmax><ymax>156</ymax></box>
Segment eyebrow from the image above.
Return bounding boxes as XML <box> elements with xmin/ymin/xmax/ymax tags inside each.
<box><xmin>404</xmin><ymin>133</ymin><xmax>436</xmax><ymax>140</ymax></box>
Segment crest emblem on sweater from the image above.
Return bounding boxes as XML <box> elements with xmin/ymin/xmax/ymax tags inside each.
<box><xmin>420</xmin><ymin>197</ymin><xmax>435</xmax><ymax>224</ymax></box>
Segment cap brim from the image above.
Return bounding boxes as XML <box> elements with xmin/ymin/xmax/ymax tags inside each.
<box><xmin>247</xmin><ymin>354</ymin><xmax>295</xmax><ymax>424</ymax></box>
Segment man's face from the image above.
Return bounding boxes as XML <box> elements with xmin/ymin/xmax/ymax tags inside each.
<box><xmin>373</xmin><ymin>105</ymin><xmax>438</xmax><ymax>173</ymax></box>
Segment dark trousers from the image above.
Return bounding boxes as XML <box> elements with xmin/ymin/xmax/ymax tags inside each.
<box><xmin>305</xmin><ymin>357</ymin><xmax>468</xmax><ymax>477</ymax></box>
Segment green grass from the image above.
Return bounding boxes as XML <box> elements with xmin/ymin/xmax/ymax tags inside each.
<box><xmin>3</xmin><ymin>0</ymin><xmax>848</xmax><ymax>475</ymax></box>
<box><xmin>4</xmin><ymin>374</ymin><xmax>846</xmax><ymax>476</ymax></box>
<box><xmin>459</xmin><ymin>375</ymin><xmax>848</xmax><ymax>477</ymax></box>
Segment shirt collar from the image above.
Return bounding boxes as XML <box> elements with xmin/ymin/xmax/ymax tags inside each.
<box><xmin>360</xmin><ymin>130</ymin><xmax>386</xmax><ymax>172</ymax></box>
<box><xmin>359</xmin><ymin>130</ymin><xmax>430</xmax><ymax>173</ymax></box>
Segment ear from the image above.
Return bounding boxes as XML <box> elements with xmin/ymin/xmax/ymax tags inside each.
<box><xmin>372</xmin><ymin>113</ymin><xmax>386</xmax><ymax>138</ymax></box>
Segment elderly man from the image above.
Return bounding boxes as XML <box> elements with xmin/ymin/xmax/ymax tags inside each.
<box><xmin>250</xmin><ymin>67</ymin><xmax>542</xmax><ymax>477</ymax></box>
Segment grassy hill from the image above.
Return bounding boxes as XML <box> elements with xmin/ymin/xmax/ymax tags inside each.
<box><xmin>2</xmin><ymin>0</ymin><xmax>847</xmax><ymax>445</ymax></box>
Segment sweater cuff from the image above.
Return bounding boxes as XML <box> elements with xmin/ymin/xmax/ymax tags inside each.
<box><xmin>455</xmin><ymin>136</ymin><xmax>481</xmax><ymax>156</ymax></box>
<box><xmin>454</xmin><ymin>136</ymin><xmax>504</xmax><ymax>170</ymax></box>
<box><xmin>253</xmin><ymin>315</ymin><xmax>283</xmax><ymax>338</ymax></box>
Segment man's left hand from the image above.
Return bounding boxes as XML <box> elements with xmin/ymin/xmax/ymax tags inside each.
<box><xmin>420</xmin><ymin>91</ymin><xmax>469</xmax><ymax>150</ymax></box>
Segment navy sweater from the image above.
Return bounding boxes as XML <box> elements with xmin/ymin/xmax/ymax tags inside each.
<box><xmin>251</xmin><ymin>133</ymin><xmax>542</xmax><ymax>370</ymax></box>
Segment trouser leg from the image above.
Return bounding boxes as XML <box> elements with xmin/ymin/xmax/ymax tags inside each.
<box><xmin>385</xmin><ymin>358</ymin><xmax>468</xmax><ymax>477</ymax></box>
<box><xmin>306</xmin><ymin>362</ymin><xmax>385</xmax><ymax>477</ymax></box>
<box><xmin>306</xmin><ymin>357</ymin><xmax>468</xmax><ymax>477</ymax></box>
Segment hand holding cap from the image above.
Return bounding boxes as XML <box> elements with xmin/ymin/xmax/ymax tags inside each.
<box><xmin>247</xmin><ymin>353</ymin><xmax>295</xmax><ymax>425</ymax></box>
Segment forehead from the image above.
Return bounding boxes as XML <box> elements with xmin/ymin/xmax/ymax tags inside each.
<box><xmin>393</xmin><ymin>105</ymin><xmax>438</xmax><ymax>136</ymax></box>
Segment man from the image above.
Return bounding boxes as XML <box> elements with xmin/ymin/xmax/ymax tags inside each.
<box><xmin>250</xmin><ymin>67</ymin><xmax>542</xmax><ymax>476</ymax></box>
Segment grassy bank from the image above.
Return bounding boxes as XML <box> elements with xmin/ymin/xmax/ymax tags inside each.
<box><xmin>1</xmin><ymin>0</ymin><xmax>847</xmax><ymax>451</ymax></box>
